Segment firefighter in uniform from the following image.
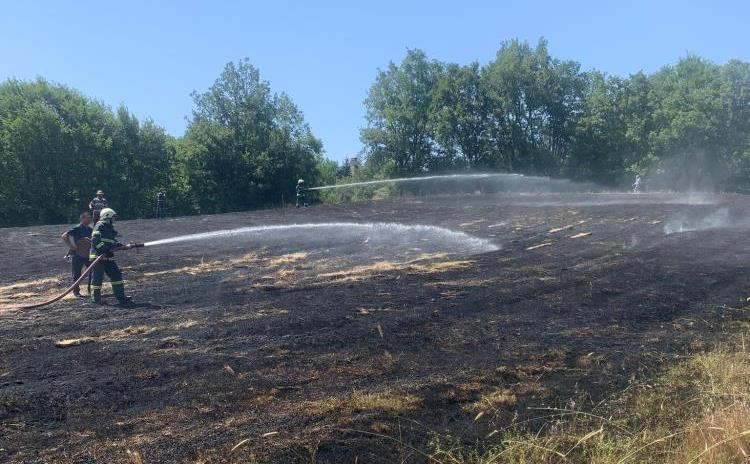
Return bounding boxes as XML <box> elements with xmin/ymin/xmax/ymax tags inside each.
<box><xmin>296</xmin><ymin>179</ymin><xmax>308</xmax><ymax>207</ymax></box>
<box><xmin>89</xmin><ymin>208</ymin><xmax>134</xmax><ymax>306</ymax></box>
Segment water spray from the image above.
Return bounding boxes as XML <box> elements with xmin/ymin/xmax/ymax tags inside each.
<box><xmin>10</xmin><ymin>222</ymin><xmax>496</xmax><ymax>310</ymax></box>
<box><xmin>142</xmin><ymin>222</ymin><xmax>498</xmax><ymax>253</ymax></box>
<box><xmin>308</xmin><ymin>173</ymin><xmax>525</xmax><ymax>191</ymax></box>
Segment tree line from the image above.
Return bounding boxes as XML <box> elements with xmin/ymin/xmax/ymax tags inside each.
<box><xmin>359</xmin><ymin>38</ymin><xmax>750</xmax><ymax>191</ymax></box>
<box><xmin>1</xmin><ymin>40</ymin><xmax>749</xmax><ymax>227</ymax></box>
<box><xmin>0</xmin><ymin>59</ymin><xmax>335</xmax><ymax>227</ymax></box>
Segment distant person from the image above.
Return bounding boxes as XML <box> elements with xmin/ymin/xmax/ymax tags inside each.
<box><xmin>296</xmin><ymin>179</ymin><xmax>308</xmax><ymax>207</ymax></box>
<box><xmin>155</xmin><ymin>191</ymin><xmax>166</xmax><ymax>219</ymax></box>
<box><xmin>61</xmin><ymin>212</ymin><xmax>93</xmax><ymax>297</ymax></box>
<box><xmin>89</xmin><ymin>190</ymin><xmax>109</xmax><ymax>222</ymax></box>
<box><xmin>632</xmin><ymin>175</ymin><xmax>642</xmax><ymax>193</ymax></box>
<box><xmin>89</xmin><ymin>208</ymin><xmax>134</xmax><ymax>307</ymax></box>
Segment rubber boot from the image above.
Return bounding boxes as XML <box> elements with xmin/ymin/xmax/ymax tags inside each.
<box><xmin>112</xmin><ymin>282</ymin><xmax>126</xmax><ymax>300</ymax></box>
<box><xmin>112</xmin><ymin>282</ymin><xmax>135</xmax><ymax>307</ymax></box>
<box><xmin>91</xmin><ymin>287</ymin><xmax>103</xmax><ymax>304</ymax></box>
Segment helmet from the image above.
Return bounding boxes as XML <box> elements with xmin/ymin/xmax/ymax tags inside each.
<box><xmin>96</xmin><ymin>190</ymin><xmax>104</xmax><ymax>195</ymax></box>
<box><xmin>298</xmin><ymin>179</ymin><xmax>304</xmax><ymax>184</ymax></box>
<box><xmin>99</xmin><ymin>208</ymin><xmax>116</xmax><ymax>221</ymax></box>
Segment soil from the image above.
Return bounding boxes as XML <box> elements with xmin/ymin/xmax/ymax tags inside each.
<box><xmin>1</xmin><ymin>192</ymin><xmax>749</xmax><ymax>463</ymax></box>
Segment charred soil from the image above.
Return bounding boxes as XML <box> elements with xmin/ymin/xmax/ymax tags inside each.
<box><xmin>1</xmin><ymin>192</ymin><xmax>748</xmax><ymax>463</ymax></box>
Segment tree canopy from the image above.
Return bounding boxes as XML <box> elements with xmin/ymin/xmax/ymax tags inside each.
<box><xmin>1</xmin><ymin>41</ymin><xmax>749</xmax><ymax>227</ymax></box>
<box><xmin>360</xmin><ymin>39</ymin><xmax>750</xmax><ymax>191</ymax></box>
<box><xmin>179</xmin><ymin>59</ymin><xmax>324</xmax><ymax>213</ymax></box>
<box><xmin>0</xmin><ymin>60</ymin><xmax>327</xmax><ymax>226</ymax></box>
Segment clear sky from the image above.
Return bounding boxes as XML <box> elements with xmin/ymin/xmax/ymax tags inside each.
<box><xmin>2</xmin><ymin>0</ymin><xmax>748</xmax><ymax>162</ymax></box>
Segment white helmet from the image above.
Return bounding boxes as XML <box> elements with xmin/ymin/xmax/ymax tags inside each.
<box><xmin>99</xmin><ymin>208</ymin><xmax>117</xmax><ymax>221</ymax></box>
<box><xmin>298</xmin><ymin>179</ymin><xmax>304</xmax><ymax>184</ymax></box>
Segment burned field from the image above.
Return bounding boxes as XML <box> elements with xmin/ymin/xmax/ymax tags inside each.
<box><xmin>1</xmin><ymin>192</ymin><xmax>749</xmax><ymax>463</ymax></box>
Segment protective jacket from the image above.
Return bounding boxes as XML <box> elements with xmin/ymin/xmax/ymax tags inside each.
<box><xmin>89</xmin><ymin>221</ymin><xmax>122</xmax><ymax>260</ymax></box>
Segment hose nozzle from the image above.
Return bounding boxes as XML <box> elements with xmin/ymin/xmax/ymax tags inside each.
<box><xmin>118</xmin><ymin>243</ymin><xmax>145</xmax><ymax>251</ymax></box>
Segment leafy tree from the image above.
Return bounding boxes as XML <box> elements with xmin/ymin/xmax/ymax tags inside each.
<box><xmin>481</xmin><ymin>38</ymin><xmax>586</xmax><ymax>174</ymax></box>
<box><xmin>0</xmin><ymin>78</ymin><xmax>179</xmax><ymax>226</ymax></box>
<box><xmin>361</xmin><ymin>49</ymin><xmax>443</xmax><ymax>175</ymax></box>
<box><xmin>180</xmin><ymin>59</ymin><xmax>324</xmax><ymax>213</ymax></box>
<box><xmin>431</xmin><ymin>62</ymin><xmax>492</xmax><ymax>169</ymax></box>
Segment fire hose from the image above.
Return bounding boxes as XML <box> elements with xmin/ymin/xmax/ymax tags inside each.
<box><xmin>13</xmin><ymin>243</ymin><xmax>144</xmax><ymax>310</ymax></box>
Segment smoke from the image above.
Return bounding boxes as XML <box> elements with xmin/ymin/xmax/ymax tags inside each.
<box><xmin>643</xmin><ymin>151</ymin><xmax>729</xmax><ymax>193</ymax></box>
<box><xmin>144</xmin><ymin>222</ymin><xmax>499</xmax><ymax>256</ymax></box>
<box><xmin>509</xmin><ymin>192</ymin><xmax>720</xmax><ymax>207</ymax></box>
<box><xmin>663</xmin><ymin>208</ymin><xmax>733</xmax><ymax>235</ymax></box>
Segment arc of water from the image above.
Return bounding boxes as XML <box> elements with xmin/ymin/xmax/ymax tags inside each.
<box><xmin>144</xmin><ymin>222</ymin><xmax>499</xmax><ymax>253</ymax></box>
<box><xmin>307</xmin><ymin>173</ymin><xmax>525</xmax><ymax>191</ymax></box>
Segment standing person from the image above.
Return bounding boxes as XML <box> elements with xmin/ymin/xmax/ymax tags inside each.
<box><xmin>155</xmin><ymin>191</ymin><xmax>166</xmax><ymax>219</ymax></box>
<box><xmin>632</xmin><ymin>174</ymin><xmax>642</xmax><ymax>193</ymax></box>
<box><xmin>89</xmin><ymin>190</ymin><xmax>109</xmax><ymax>222</ymax></box>
<box><xmin>296</xmin><ymin>179</ymin><xmax>308</xmax><ymax>207</ymax></box>
<box><xmin>61</xmin><ymin>212</ymin><xmax>93</xmax><ymax>297</ymax></box>
<box><xmin>89</xmin><ymin>208</ymin><xmax>134</xmax><ymax>307</ymax></box>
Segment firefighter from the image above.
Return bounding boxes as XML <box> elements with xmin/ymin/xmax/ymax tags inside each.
<box><xmin>89</xmin><ymin>207</ymin><xmax>134</xmax><ymax>307</ymax></box>
<box><xmin>632</xmin><ymin>174</ymin><xmax>642</xmax><ymax>193</ymax></box>
<box><xmin>155</xmin><ymin>191</ymin><xmax>166</xmax><ymax>219</ymax></box>
<box><xmin>296</xmin><ymin>179</ymin><xmax>308</xmax><ymax>207</ymax></box>
<box><xmin>89</xmin><ymin>190</ymin><xmax>109</xmax><ymax>222</ymax></box>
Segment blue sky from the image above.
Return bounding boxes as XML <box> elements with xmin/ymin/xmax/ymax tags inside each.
<box><xmin>2</xmin><ymin>0</ymin><xmax>748</xmax><ymax>162</ymax></box>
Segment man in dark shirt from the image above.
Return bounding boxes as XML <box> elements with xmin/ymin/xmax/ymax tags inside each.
<box><xmin>61</xmin><ymin>212</ymin><xmax>93</xmax><ymax>297</ymax></box>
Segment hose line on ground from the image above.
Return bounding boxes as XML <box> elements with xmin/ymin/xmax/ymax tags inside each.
<box><xmin>11</xmin><ymin>243</ymin><xmax>144</xmax><ymax>310</ymax></box>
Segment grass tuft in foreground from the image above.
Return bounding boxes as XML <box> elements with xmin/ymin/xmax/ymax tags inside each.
<box><xmin>429</xmin><ymin>324</ymin><xmax>750</xmax><ymax>464</ymax></box>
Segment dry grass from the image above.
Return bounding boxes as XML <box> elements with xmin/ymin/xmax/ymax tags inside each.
<box><xmin>55</xmin><ymin>325</ymin><xmax>157</xmax><ymax>348</ymax></box>
<box><xmin>319</xmin><ymin>258</ymin><xmax>475</xmax><ymax>282</ymax></box>
<box><xmin>304</xmin><ymin>390</ymin><xmax>422</xmax><ymax>416</ymax></box>
<box><xmin>126</xmin><ymin>449</ymin><xmax>144</xmax><ymax>464</ymax></box>
<box><xmin>141</xmin><ymin>252</ymin><xmax>261</xmax><ymax>278</ymax></box>
<box><xmin>141</xmin><ymin>260</ymin><xmax>223</xmax><ymax>277</ymax></box>
<box><xmin>0</xmin><ymin>276</ymin><xmax>68</xmax><ymax>307</ymax></box>
<box><xmin>467</xmin><ymin>389</ymin><xmax>518</xmax><ymax>413</ymax></box>
<box><xmin>425</xmin><ymin>278</ymin><xmax>498</xmax><ymax>288</ymax></box>
<box><xmin>429</xmin><ymin>323</ymin><xmax>750</xmax><ymax>464</ymax></box>
<box><xmin>229</xmin><ymin>251</ymin><xmax>261</xmax><ymax>267</ymax></box>
<box><xmin>317</xmin><ymin>260</ymin><xmax>404</xmax><ymax>281</ymax></box>
<box><xmin>408</xmin><ymin>260</ymin><xmax>475</xmax><ymax>273</ymax></box>
<box><xmin>265</xmin><ymin>252</ymin><xmax>307</xmax><ymax>267</ymax></box>
<box><xmin>0</xmin><ymin>276</ymin><xmax>60</xmax><ymax>293</ymax></box>
<box><xmin>526</xmin><ymin>242</ymin><xmax>553</xmax><ymax>251</ymax></box>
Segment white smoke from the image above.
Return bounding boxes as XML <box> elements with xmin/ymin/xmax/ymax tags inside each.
<box><xmin>663</xmin><ymin>208</ymin><xmax>732</xmax><ymax>235</ymax></box>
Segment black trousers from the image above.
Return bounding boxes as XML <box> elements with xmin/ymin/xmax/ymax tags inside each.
<box><xmin>71</xmin><ymin>255</ymin><xmax>91</xmax><ymax>294</ymax></box>
<box><xmin>90</xmin><ymin>259</ymin><xmax>126</xmax><ymax>302</ymax></box>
